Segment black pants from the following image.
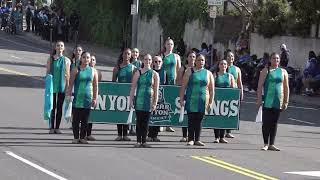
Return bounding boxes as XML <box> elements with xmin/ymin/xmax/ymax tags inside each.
<box><xmin>226</xmin><ymin>129</ymin><xmax>231</xmax><ymax>134</ymax></box>
<box><xmin>117</xmin><ymin>124</ymin><xmax>128</xmax><ymax>136</ymax></box>
<box><xmin>50</xmin><ymin>93</ymin><xmax>65</xmax><ymax>129</ymax></box>
<box><xmin>87</xmin><ymin>123</ymin><xmax>93</xmax><ymax>136</ymax></box>
<box><xmin>182</xmin><ymin>127</ymin><xmax>188</xmax><ymax>138</ymax></box>
<box><xmin>136</xmin><ymin>111</ymin><xmax>151</xmax><ymax>143</ymax></box>
<box><xmin>148</xmin><ymin>126</ymin><xmax>159</xmax><ymax>138</ymax></box>
<box><xmin>72</xmin><ymin>108</ymin><xmax>90</xmax><ymax>139</ymax></box>
<box><xmin>187</xmin><ymin>112</ymin><xmax>204</xmax><ymax>142</ymax></box>
<box><xmin>214</xmin><ymin>129</ymin><xmax>225</xmax><ymax>139</ymax></box>
<box><xmin>26</xmin><ymin>16</ymin><xmax>31</xmax><ymax>31</ymax></box>
<box><xmin>262</xmin><ymin>108</ymin><xmax>281</xmax><ymax>145</ymax></box>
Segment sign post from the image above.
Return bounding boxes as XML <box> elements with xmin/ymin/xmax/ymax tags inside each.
<box><xmin>131</xmin><ymin>0</ymin><xmax>139</xmax><ymax>48</ymax></box>
<box><xmin>207</xmin><ymin>0</ymin><xmax>224</xmax><ymax>67</ymax></box>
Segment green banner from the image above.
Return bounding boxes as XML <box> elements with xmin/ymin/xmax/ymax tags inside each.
<box><xmin>89</xmin><ymin>82</ymin><xmax>240</xmax><ymax>129</ymax></box>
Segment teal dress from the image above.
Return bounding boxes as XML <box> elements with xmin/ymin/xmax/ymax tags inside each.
<box><xmin>215</xmin><ymin>72</ymin><xmax>232</xmax><ymax>88</ymax></box>
<box><xmin>52</xmin><ymin>56</ymin><xmax>67</xmax><ymax>93</ymax></box>
<box><xmin>73</xmin><ymin>66</ymin><xmax>94</xmax><ymax>109</ymax></box>
<box><xmin>163</xmin><ymin>53</ymin><xmax>177</xmax><ymax>85</ymax></box>
<box><xmin>185</xmin><ymin>69</ymin><xmax>209</xmax><ymax>113</ymax></box>
<box><xmin>228</xmin><ymin>65</ymin><xmax>238</xmax><ymax>88</ymax></box>
<box><xmin>263</xmin><ymin>68</ymin><xmax>284</xmax><ymax>109</ymax></box>
<box><xmin>117</xmin><ymin>64</ymin><xmax>136</xmax><ymax>83</ymax></box>
<box><xmin>70</xmin><ymin>59</ymin><xmax>80</xmax><ymax>71</ymax></box>
<box><xmin>132</xmin><ymin>59</ymin><xmax>142</xmax><ymax>69</ymax></box>
<box><xmin>135</xmin><ymin>69</ymin><xmax>155</xmax><ymax>112</ymax></box>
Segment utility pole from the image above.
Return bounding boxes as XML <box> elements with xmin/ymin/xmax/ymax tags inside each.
<box><xmin>131</xmin><ymin>0</ymin><xmax>139</xmax><ymax>48</ymax></box>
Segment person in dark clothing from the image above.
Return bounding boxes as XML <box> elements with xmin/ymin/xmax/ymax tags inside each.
<box><xmin>280</xmin><ymin>44</ymin><xmax>289</xmax><ymax>67</ymax></box>
<box><xmin>176</xmin><ymin>38</ymin><xmax>186</xmax><ymax>57</ymax></box>
<box><xmin>25</xmin><ymin>7</ymin><xmax>32</xmax><ymax>32</ymax></box>
<box><xmin>69</xmin><ymin>10</ymin><xmax>80</xmax><ymax>43</ymax></box>
<box><xmin>147</xmin><ymin>55</ymin><xmax>164</xmax><ymax>142</ymax></box>
<box><xmin>302</xmin><ymin>51</ymin><xmax>320</xmax><ymax>95</ymax></box>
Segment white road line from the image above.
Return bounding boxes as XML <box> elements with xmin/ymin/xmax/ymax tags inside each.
<box><xmin>287</xmin><ymin>105</ymin><xmax>318</xmax><ymax>111</ymax></box>
<box><xmin>288</xmin><ymin>118</ymin><xmax>315</xmax><ymax>125</ymax></box>
<box><xmin>5</xmin><ymin>151</ymin><xmax>68</xmax><ymax>180</ymax></box>
<box><xmin>285</xmin><ymin>171</ymin><xmax>320</xmax><ymax>178</ymax></box>
<box><xmin>242</xmin><ymin>101</ymin><xmax>319</xmax><ymax>111</ymax></box>
<box><xmin>11</xmin><ymin>55</ymin><xmax>22</xmax><ymax>59</ymax></box>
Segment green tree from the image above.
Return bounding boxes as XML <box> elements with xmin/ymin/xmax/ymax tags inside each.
<box><xmin>253</xmin><ymin>0</ymin><xmax>289</xmax><ymax>38</ymax></box>
<box><xmin>61</xmin><ymin>0</ymin><xmax>131</xmax><ymax>48</ymax></box>
<box><xmin>140</xmin><ymin>0</ymin><xmax>209</xmax><ymax>41</ymax></box>
<box><xmin>287</xmin><ymin>0</ymin><xmax>320</xmax><ymax>37</ymax></box>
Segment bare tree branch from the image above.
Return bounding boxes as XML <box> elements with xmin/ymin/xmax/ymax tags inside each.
<box><xmin>226</xmin><ymin>0</ymin><xmax>253</xmax><ymax>16</ymax></box>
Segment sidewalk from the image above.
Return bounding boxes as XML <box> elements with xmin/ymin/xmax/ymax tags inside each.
<box><xmin>20</xmin><ymin>32</ymin><xmax>119</xmax><ymax>66</ymax></box>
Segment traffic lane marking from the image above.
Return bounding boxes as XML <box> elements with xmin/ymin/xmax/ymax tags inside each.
<box><xmin>284</xmin><ymin>171</ymin><xmax>320</xmax><ymax>178</ymax></box>
<box><xmin>242</xmin><ymin>101</ymin><xmax>319</xmax><ymax>111</ymax></box>
<box><xmin>0</xmin><ymin>66</ymin><xmax>44</xmax><ymax>81</ymax></box>
<box><xmin>10</xmin><ymin>55</ymin><xmax>22</xmax><ymax>60</ymax></box>
<box><xmin>288</xmin><ymin>118</ymin><xmax>315</xmax><ymax>125</ymax></box>
<box><xmin>192</xmin><ymin>156</ymin><xmax>279</xmax><ymax>180</ymax></box>
<box><xmin>5</xmin><ymin>151</ymin><xmax>68</xmax><ymax>180</ymax></box>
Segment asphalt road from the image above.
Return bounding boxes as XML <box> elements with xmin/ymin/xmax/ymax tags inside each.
<box><xmin>0</xmin><ymin>31</ymin><xmax>320</xmax><ymax>180</ymax></box>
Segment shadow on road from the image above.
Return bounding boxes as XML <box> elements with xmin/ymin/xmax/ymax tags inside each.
<box><xmin>0</xmin><ymin>74</ymin><xmax>44</xmax><ymax>89</ymax></box>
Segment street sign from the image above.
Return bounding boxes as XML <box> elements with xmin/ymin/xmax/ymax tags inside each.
<box><xmin>208</xmin><ymin>0</ymin><xmax>223</xmax><ymax>6</ymax></box>
<box><xmin>209</xmin><ymin>6</ymin><xmax>217</xmax><ymax>18</ymax></box>
<box><xmin>131</xmin><ymin>4</ymin><xmax>138</xmax><ymax>15</ymax></box>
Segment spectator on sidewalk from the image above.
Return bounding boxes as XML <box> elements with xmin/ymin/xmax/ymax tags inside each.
<box><xmin>176</xmin><ymin>38</ymin><xmax>186</xmax><ymax>57</ymax></box>
<box><xmin>56</xmin><ymin>10</ymin><xmax>67</xmax><ymax>42</ymax></box>
<box><xmin>69</xmin><ymin>10</ymin><xmax>80</xmax><ymax>43</ymax></box>
<box><xmin>303</xmin><ymin>51</ymin><xmax>320</xmax><ymax>95</ymax></box>
<box><xmin>25</xmin><ymin>1</ymin><xmax>34</xmax><ymax>32</ymax></box>
<box><xmin>257</xmin><ymin>53</ymin><xmax>289</xmax><ymax>151</ymax></box>
<box><xmin>280</xmin><ymin>44</ymin><xmax>289</xmax><ymax>67</ymax></box>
